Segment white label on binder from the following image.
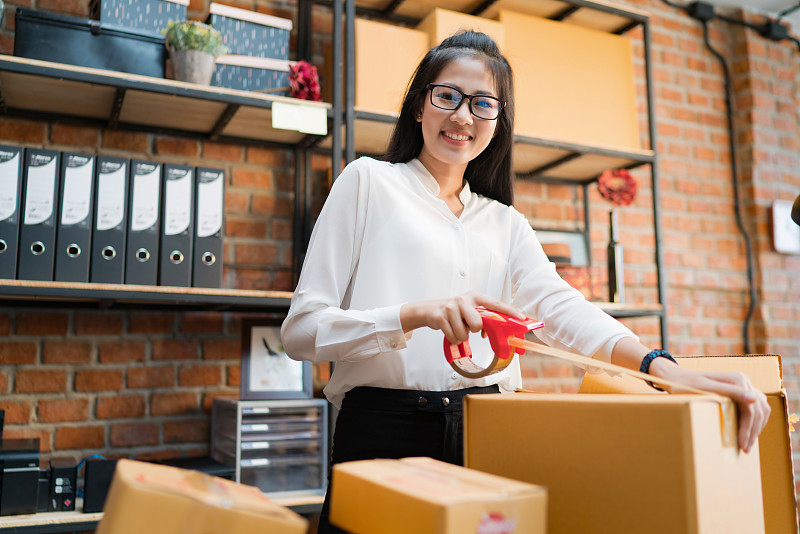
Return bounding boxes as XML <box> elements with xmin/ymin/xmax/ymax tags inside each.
<box><xmin>272</xmin><ymin>101</ymin><xmax>327</xmax><ymax>135</ymax></box>
<box><xmin>131</xmin><ymin>167</ymin><xmax>160</xmax><ymax>232</ymax></box>
<box><xmin>196</xmin><ymin>171</ymin><xmax>223</xmax><ymax>238</ymax></box>
<box><xmin>164</xmin><ymin>171</ymin><xmax>192</xmax><ymax>235</ymax></box>
<box><xmin>24</xmin><ymin>157</ymin><xmax>57</xmax><ymax>225</ymax></box>
<box><xmin>61</xmin><ymin>160</ymin><xmax>94</xmax><ymax>225</ymax></box>
<box><xmin>0</xmin><ymin>152</ymin><xmax>20</xmax><ymax>221</ymax></box>
<box><xmin>97</xmin><ymin>165</ymin><xmax>127</xmax><ymax>231</ymax></box>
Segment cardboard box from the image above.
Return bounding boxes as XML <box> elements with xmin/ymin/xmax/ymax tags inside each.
<box><xmin>416</xmin><ymin>8</ymin><xmax>506</xmax><ymax>50</ymax></box>
<box><xmin>465</xmin><ymin>393</ymin><xmax>765</xmax><ymax>534</ymax></box>
<box><xmin>498</xmin><ymin>10</ymin><xmax>640</xmax><ymax>150</ymax></box>
<box><xmin>207</xmin><ymin>3</ymin><xmax>292</xmax><ymax>59</ymax></box>
<box><xmin>580</xmin><ymin>354</ymin><xmax>799</xmax><ymax>534</ymax></box>
<box><xmin>90</xmin><ymin>0</ymin><xmax>188</xmax><ymax>36</ymax></box>
<box><xmin>212</xmin><ymin>55</ymin><xmax>291</xmax><ymax>94</ymax></box>
<box><xmin>330</xmin><ymin>457</ymin><xmax>547</xmax><ymax>534</ymax></box>
<box><xmin>355</xmin><ymin>19</ymin><xmax>429</xmax><ymax>115</ymax></box>
<box><xmin>96</xmin><ymin>459</ymin><xmax>307</xmax><ymax>534</ymax></box>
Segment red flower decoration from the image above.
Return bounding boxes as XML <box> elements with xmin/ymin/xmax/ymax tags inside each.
<box><xmin>598</xmin><ymin>168</ymin><xmax>637</xmax><ymax>207</ymax></box>
<box><xmin>288</xmin><ymin>61</ymin><xmax>322</xmax><ymax>102</ymax></box>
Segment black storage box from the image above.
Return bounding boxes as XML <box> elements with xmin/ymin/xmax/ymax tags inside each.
<box><xmin>14</xmin><ymin>9</ymin><xmax>166</xmax><ymax>78</ymax></box>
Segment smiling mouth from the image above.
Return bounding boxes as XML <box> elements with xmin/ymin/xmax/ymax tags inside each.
<box><xmin>442</xmin><ymin>131</ymin><xmax>472</xmax><ymax>141</ymax></box>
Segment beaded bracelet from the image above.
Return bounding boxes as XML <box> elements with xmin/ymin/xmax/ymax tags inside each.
<box><xmin>639</xmin><ymin>349</ymin><xmax>677</xmax><ymax>391</ymax></box>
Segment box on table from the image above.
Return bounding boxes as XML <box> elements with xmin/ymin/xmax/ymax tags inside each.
<box><xmin>96</xmin><ymin>459</ymin><xmax>307</xmax><ymax>534</ymax></box>
<box><xmin>207</xmin><ymin>3</ymin><xmax>292</xmax><ymax>59</ymax></box>
<box><xmin>212</xmin><ymin>55</ymin><xmax>291</xmax><ymax>94</ymax></box>
<box><xmin>330</xmin><ymin>457</ymin><xmax>547</xmax><ymax>534</ymax></box>
<box><xmin>580</xmin><ymin>354</ymin><xmax>798</xmax><ymax>534</ymax></box>
<box><xmin>498</xmin><ymin>10</ymin><xmax>640</xmax><ymax>150</ymax></box>
<box><xmin>465</xmin><ymin>392</ymin><xmax>764</xmax><ymax>534</ymax></box>
<box><xmin>415</xmin><ymin>8</ymin><xmax>505</xmax><ymax>49</ymax></box>
<box><xmin>89</xmin><ymin>0</ymin><xmax>188</xmax><ymax>35</ymax></box>
<box><xmin>355</xmin><ymin>18</ymin><xmax>429</xmax><ymax>115</ymax></box>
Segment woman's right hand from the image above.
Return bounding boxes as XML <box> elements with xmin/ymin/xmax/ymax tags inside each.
<box><xmin>399</xmin><ymin>290</ymin><xmax>525</xmax><ymax>345</ymax></box>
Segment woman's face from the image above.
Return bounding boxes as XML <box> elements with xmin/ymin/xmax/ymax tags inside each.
<box><xmin>417</xmin><ymin>55</ymin><xmax>499</xmax><ymax>177</ymax></box>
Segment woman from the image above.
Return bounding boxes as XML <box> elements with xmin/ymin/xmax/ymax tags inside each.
<box><xmin>281</xmin><ymin>30</ymin><xmax>769</xmax><ymax>533</ymax></box>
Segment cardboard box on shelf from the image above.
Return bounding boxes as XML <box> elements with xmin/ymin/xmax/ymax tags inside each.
<box><xmin>330</xmin><ymin>456</ymin><xmax>547</xmax><ymax>534</ymax></box>
<box><xmin>465</xmin><ymin>392</ymin><xmax>764</xmax><ymax>534</ymax></box>
<box><xmin>416</xmin><ymin>8</ymin><xmax>506</xmax><ymax>50</ymax></box>
<box><xmin>580</xmin><ymin>354</ymin><xmax>798</xmax><ymax>534</ymax></box>
<box><xmin>355</xmin><ymin>18</ymin><xmax>429</xmax><ymax>115</ymax></box>
<box><xmin>498</xmin><ymin>10</ymin><xmax>640</xmax><ymax>150</ymax></box>
<box><xmin>95</xmin><ymin>459</ymin><xmax>307</xmax><ymax>534</ymax></box>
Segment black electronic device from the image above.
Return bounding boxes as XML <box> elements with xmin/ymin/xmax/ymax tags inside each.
<box><xmin>82</xmin><ymin>459</ymin><xmax>118</xmax><ymax>513</ymax></box>
<box><xmin>49</xmin><ymin>458</ymin><xmax>77</xmax><ymax>512</ymax></box>
<box><xmin>0</xmin><ymin>438</ymin><xmax>41</xmax><ymax>516</ymax></box>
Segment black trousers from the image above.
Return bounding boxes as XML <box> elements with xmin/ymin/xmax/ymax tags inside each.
<box><xmin>316</xmin><ymin>384</ymin><xmax>500</xmax><ymax>534</ymax></box>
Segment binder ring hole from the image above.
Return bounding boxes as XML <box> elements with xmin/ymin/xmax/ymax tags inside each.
<box><xmin>0</xmin><ymin>239</ymin><xmax>6</xmax><ymax>253</ymax></box>
<box><xmin>136</xmin><ymin>248</ymin><xmax>150</xmax><ymax>262</ymax></box>
<box><xmin>66</xmin><ymin>244</ymin><xmax>81</xmax><ymax>258</ymax></box>
<box><xmin>202</xmin><ymin>252</ymin><xmax>216</xmax><ymax>266</ymax></box>
<box><xmin>170</xmin><ymin>250</ymin><xmax>184</xmax><ymax>264</ymax></box>
<box><xmin>31</xmin><ymin>241</ymin><xmax>45</xmax><ymax>256</ymax></box>
<box><xmin>102</xmin><ymin>246</ymin><xmax>116</xmax><ymax>260</ymax></box>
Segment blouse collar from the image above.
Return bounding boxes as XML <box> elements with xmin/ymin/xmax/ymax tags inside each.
<box><xmin>407</xmin><ymin>158</ymin><xmax>473</xmax><ymax>206</ymax></box>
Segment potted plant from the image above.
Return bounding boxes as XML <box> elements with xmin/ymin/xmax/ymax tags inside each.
<box><xmin>164</xmin><ymin>20</ymin><xmax>228</xmax><ymax>85</ymax></box>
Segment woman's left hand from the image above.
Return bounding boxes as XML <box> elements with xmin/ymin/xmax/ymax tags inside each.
<box><xmin>650</xmin><ymin>358</ymin><xmax>771</xmax><ymax>453</ymax></box>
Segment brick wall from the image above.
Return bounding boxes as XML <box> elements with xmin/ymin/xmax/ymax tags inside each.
<box><xmin>1</xmin><ymin>0</ymin><xmax>799</xmax><ymax>517</ymax></box>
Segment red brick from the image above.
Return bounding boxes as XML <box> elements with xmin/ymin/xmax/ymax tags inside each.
<box><xmin>153</xmin><ymin>340</ymin><xmax>198</xmax><ymax>361</ymax></box>
<box><xmin>231</xmin><ymin>168</ymin><xmax>273</xmax><ymax>188</ymax></box>
<box><xmin>98</xmin><ymin>341</ymin><xmax>146</xmax><ymax>363</ymax></box>
<box><xmin>155</xmin><ymin>136</ymin><xmax>199</xmax><ymax>157</ymax></box>
<box><xmin>0</xmin><ymin>33</ymin><xmax>13</xmax><ymax>55</ymax></box>
<box><xmin>181</xmin><ymin>313</ymin><xmax>223</xmax><ymax>334</ymax></box>
<box><xmin>75</xmin><ymin>313</ymin><xmax>123</xmax><ymax>335</ymax></box>
<box><xmin>202</xmin><ymin>392</ymin><xmax>238</xmax><ymax>412</ymax></box>
<box><xmin>16</xmin><ymin>369</ymin><xmax>66</xmax><ymax>393</ymax></box>
<box><xmin>0</xmin><ymin>117</ymin><xmax>46</xmax><ymax>143</ymax></box>
<box><xmin>38</xmin><ymin>0</ymin><xmax>87</xmax><ymax>16</ymax></box>
<box><xmin>5</xmin><ymin>429</ymin><xmax>51</xmax><ymax>452</ymax></box>
<box><xmin>0</xmin><ymin>400</ymin><xmax>31</xmax><ymax>424</ymax></box>
<box><xmin>235</xmin><ymin>243</ymin><xmax>279</xmax><ymax>265</ymax></box>
<box><xmin>203</xmin><ymin>141</ymin><xmax>243</xmax><ymax>162</ymax></box>
<box><xmin>232</xmin><ymin>268</ymin><xmax>271</xmax><ymax>290</ymax></box>
<box><xmin>252</xmin><ymin>193</ymin><xmax>292</xmax><ymax>217</ymax></box>
<box><xmin>151</xmin><ymin>393</ymin><xmax>198</xmax><ymax>416</ymax></box>
<box><xmin>129</xmin><ymin>312</ymin><xmax>175</xmax><ymax>334</ymax></box>
<box><xmin>275</xmin><ymin>171</ymin><xmax>295</xmax><ymax>192</ymax></box>
<box><xmin>271</xmin><ymin>219</ymin><xmax>293</xmax><ymax>240</ymax></box>
<box><xmin>43</xmin><ymin>341</ymin><xmax>92</xmax><ymax>364</ymax></box>
<box><xmin>163</xmin><ymin>419</ymin><xmax>209</xmax><ymax>444</ymax></box>
<box><xmin>0</xmin><ymin>342</ymin><xmax>37</xmax><ymax>364</ymax></box>
<box><xmin>97</xmin><ymin>395</ymin><xmax>146</xmax><ymax>419</ymax></box>
<box><xmin>103</xmin><ymin>129</ymin><xmax>150</xmax><ymax>152</ymax></box>
<box><xmin>0</xmin><ymin>315</ymin><xmax>9</xmax><ymax>336</ymax></box>
<box><xmin>0</xmin><ymin>372</ymin><xmax>6</xmax><ymax>393</ymax></box>
<box><xmin>134</xmin><ymin>449</ymin><xmax>183</xmax><ymax>462</ymax></box>
<box><xmin>110</xmin><ymin>423</ymin><xmax>159</xmax><ymax>447</ymax></box>
<box><xmin>128</xmin><ymin>367</ymin><xmax>175</xmax><ymax>389</ymax></box>
<box><xmin>51</xmin><ymin>123</ymin><xmax>100</xmax><ymax>147</ymax></box>
<box><xmin>227</xmin><ymin>364</ymin><xmax>240</xmax><ymax>387</ymax></box>
<box><xmin>38</xmin><ymin>399</ymin><xmax>89</xmax><ymax>423</ymax></box>
<box><xmin>203</xmin><ymin>338</ymin><xmax>240</xmax><ymax>360</ymax></box>
<box><xmin>16</xmin><ymin>313</ymin><xmax>69</xmax><ymax>335</ymax></box>
<box><xmin>246</xmin><ymin>147</ymin><xmax>289</xmax><ymax>166</ymax></box>
<box><xmin>179</xmin><ymin>365</ymin><xmax>222</xmax><ymax>387</ymax></box>
<box><xmin>225</xmin><ymin>191</ymin><xmax>249</xmax><ymax>213</ymax></box>
<box><xmin>225</xmin><ymin>218</ymin><xmax>267</xmax><ymax>238</ymax></box>
<box><xmin>272</xmin><ymin>270</ymin><xmax>294</xmax><ymax>291</ymax></box>
<box><xmin>54</xmin><ymin>426</ymin><xmax>105</xmax><ymax>450</ymax></box>
<box><xmin>75</xmin><ymin>370</ymin><xmax>124</xmax><ymax>392</ymax></box>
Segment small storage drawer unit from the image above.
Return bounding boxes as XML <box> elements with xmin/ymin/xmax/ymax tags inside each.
<box><xmin>207</xmin><ymin>3</ymin><xmax>292</xmax><ymax>59</ymax></box>
<box><xmin>211</xmin><ymin>398</ymin><xmax>328</xmax><ymax>498</ymax></box>
<box><xmin>90</xmin><ymin>0</ymin><xmax>189</xmax><ymax>35</ymax></box>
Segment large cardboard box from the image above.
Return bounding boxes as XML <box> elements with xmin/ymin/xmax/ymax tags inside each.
<box><xmin>498</xmin><ymin>10</ymin><xmax>640</xmax><ymax>150</ymax></box>
<box><xmin>580</xmin><ymin>354</ymin><xmax>799</xmax><ymax>534</ymax></box>
<box><xmin>330</xmin><ymin>456</ymin><xmax>547</xmax><ymax>534</ymax></box>
<box><xmin>416</xmin><ymin>8</ymin><xmax>506</xmax><ymax>50</ymax></box>
<box><xmin>96</xmin><ymin>459</ymin><xmax>307</xmax><ymax>534</ymax></box>
<box><xmin>355</xmin><ymin>19</ymin><xmax>429</xmax><ymax>115</ymax></box>
<box><xmin>465</xmin><ymin>393</ymin><xmax>764</xmax><ymax>534</ymax></box>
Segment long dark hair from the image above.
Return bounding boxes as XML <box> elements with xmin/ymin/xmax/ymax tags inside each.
<box><xmin>384</xmin><ymin>30</ymin><xmax>515</xmax><ymax>206</ymax></box>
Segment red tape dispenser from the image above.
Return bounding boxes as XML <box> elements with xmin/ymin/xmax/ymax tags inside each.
<box><xmin>443</xmin><ymin>306</ymin><xmax>544</xmax><ymax>379</ymax></box>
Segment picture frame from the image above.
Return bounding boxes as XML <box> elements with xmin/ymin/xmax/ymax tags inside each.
<box><xmin>240</xmin><ymin>317</ymin><xmax>312</xmax><ymax>400</ymax></box>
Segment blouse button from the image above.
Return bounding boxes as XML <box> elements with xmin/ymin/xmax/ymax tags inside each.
<box><xmin>458</xmin><ymin>269</ymin><xmax>466</xmax><ymax>277</ymax></box>
<box><xmin>389</xmin><ymin>340</ymin><xmax>398</xmax><ymax>349</ymax></box>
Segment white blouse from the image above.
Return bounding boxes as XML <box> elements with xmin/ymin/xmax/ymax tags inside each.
<box><xmin>281</xmin><ymin>157</ymin><xmax>636</xmax><ymax>408</ymax></box>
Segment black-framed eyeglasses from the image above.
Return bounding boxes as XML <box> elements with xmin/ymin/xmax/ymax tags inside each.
<box><xmin>426</xmin><ymin>83</ymin><xmax>505</xmax><ymax>120</ymax></box>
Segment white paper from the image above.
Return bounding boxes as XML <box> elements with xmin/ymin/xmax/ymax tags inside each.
<box><xmin>196</xmin><ymin>171</ymin><xmax>223</xmax><ymax>238</ymax></box>
<box><xmin>130</xmin><ymin>165</ymin><xmax>161</xmax><ymax>232</ymax></box>
<box><xmin>61</xmin><ymin>158</ymin><xmax>94</xmax><ymax>226</ymax></box>
<box><xmin>0</xmin><ymin>152</ymin><xmax>20</xmax><ymax>221</ymax></box>
<box><xmin>23</xmin><ymin>156</ymin><xmax>57</xmax><ymax>225</ymax></box>
<box><xmin>272</xmin><ymin>101</ymin><xmax>328</xmax><ymax>135</ymax></box>
<box><xmin>164</xmin><ymin>169</ymin><xmax>192</xmax><ymax>236</ymax></box>
<box><xmin>96</xmin><ymin>164</ymin><xmax>127</xmax><ymax>231</ymax></box>
<box><xmin>773</xmin><ymin>200</ymin><xmax>800</xmax><ymax>255</ymax></box>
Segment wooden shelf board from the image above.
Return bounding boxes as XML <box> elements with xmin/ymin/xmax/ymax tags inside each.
<box><xmin>0</xmin><ymin>70</ymin><xmax>117</xmax><ymax>120</ymax></box>
<box><xmin>118</xmin><ymin>89</ymin><xmax>227</xmax><ymax>133</ymax></box>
